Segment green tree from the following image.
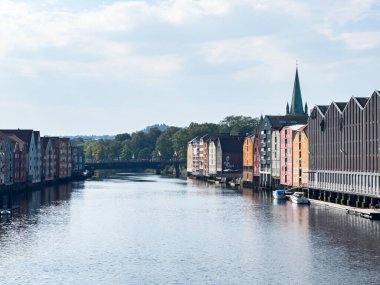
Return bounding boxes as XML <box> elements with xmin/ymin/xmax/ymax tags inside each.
<box><xmin>154</xmin><ymin>127</ymin><xmax>180</xmax><ymax>159</ymax></box>
<box><xmin>219</xmin><ymin>115</ymin><xmax>260</xmax><ymax>135</ymax></box>
<box><xmin>115</xmin><ymin>133</ymin><xmax>131</xmax><ymax>142</ymax></box>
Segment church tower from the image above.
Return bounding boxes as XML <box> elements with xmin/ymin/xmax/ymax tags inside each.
<box><xmin>286</xmin><ymin>67</ymin><xmax>307</xmax><ymax>116</ymax></box>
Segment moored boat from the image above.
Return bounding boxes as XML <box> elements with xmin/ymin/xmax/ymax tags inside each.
<box><xmin>273</xmin><ymin>189</ymin><xmax>286</xmax><ymax>200</ymax></box>
<box><xmin>290</xmin><ymin>192</ymin><xmax>310</xmax><ymax>204</ymax></box>
<box><xmin>0</xmin><ymin>209</ymin><xmax>11</xmax><ymax>215</ymax></box>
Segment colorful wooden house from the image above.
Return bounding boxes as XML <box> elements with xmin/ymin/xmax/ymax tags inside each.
<box><xmin>7</xmin><ymin>134</ymin><xmax>28</xmax><ymax>184</ymax></box>
<box><xmin>216</xmin><ymin>136</ymin><xmax>244</xmax><ymax>175</ymax></box>
<box><xmin>243</xmin><ymin>135</ymin><xmax>254</xmax><ymax>185</ymax></box>
<box><xmin>41</xmin><ymin>137</ymin><xmax>56</xmax><ymax>182</ymax></box>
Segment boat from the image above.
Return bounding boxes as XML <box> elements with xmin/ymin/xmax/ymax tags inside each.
<box><xmin>273</xmin><ymin>189</ymin><xmax>286</xmax><ymax>200</ymax></box>
<box><xmin>0</xmin><ymin>209</ymin><xmax>11</xmax><ymax>215</ymax></box>
<box><xmin>290</xmin><ymin>192</ymin><xmax>310</xmax><ymax>204</ymax></box>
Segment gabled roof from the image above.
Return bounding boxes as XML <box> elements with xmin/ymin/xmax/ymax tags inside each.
<box><xmin>311</xmin><ymin>90</ymin><xmax>378</xmax><ymax>118</ymax></box>
<box><xmin>334</xmin><ymin>102</ymin><xmax>347</xmax><ymax>112</ymax></box>
<box><xmin>316</xmin><ymin>105</ymin><xmax>329</xmax><ymax>115</ymax></box>
<box><xmin>40</xmin><ymin>137</ymin><xmax>52</xmax><ymax>149</ymax></box>
<box><xmin>354</xmin><ymin>97</ymin><xmax>369</xmax><ymax>108</ymax></box>
<box><xmin>265</xmin><ymin>115</ymin><xmax>308</xmax><ymax>129</ymax></box>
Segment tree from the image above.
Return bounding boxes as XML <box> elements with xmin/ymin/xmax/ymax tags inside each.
<box><xmin>219</xmin><ymin>115</ymin><xmax>260</xmax><ymax>135</ymax></box>
<box><xmin>154</xmin><ymin>127</ymin><xmax>180</xmax><ymax>159</ymax></box>
<box><xmin>115</xmin><ymin>133</ymin><xmax>131</xmax><ymax>142</ymax></box>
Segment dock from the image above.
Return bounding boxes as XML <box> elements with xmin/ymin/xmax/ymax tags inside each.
<box><xmin>309</xmin><ymin>199</ymin><xmax>380</xmax><ymax>220</ymax></box>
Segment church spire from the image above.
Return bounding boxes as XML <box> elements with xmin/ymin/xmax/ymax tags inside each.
<box><xmin>289</xmin><ymin>66</ymin><xmax>306</xmax><ymax>115</ymax></box>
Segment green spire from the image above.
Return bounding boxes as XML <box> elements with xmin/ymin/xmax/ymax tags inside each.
<box><xmin>289</xmin><ymin>68</ymin><xmax>306</xmax><ymax>115</ymax></box>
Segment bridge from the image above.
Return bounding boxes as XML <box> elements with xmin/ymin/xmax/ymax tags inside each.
<box><xmin>85</xmin><ymin>159</ymin><xmax>185</xmax><ymax>178</ymax></box>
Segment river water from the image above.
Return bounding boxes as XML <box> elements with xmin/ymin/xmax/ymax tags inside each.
<box><xmin>0</xmin><ymin>171</ymin><xmax>379</xmax><ymax>285</ymax></box>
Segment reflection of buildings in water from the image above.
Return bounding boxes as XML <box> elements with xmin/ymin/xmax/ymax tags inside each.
<box><xmin>309</xmin><ymin>206</ymin><xmax>380</xmax><ymax>251</ymax></box>
<box><xmin>4</xmin><ymin>183</ymin><xmax>74</xmax><ymax>217</ymax></box>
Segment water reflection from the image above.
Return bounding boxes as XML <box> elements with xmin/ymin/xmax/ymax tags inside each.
<box><xmin>0</xmin><ymin>182</ymin><xmax>84</xmax><ymax>219</ymax></box>
<box><xmin>0</xmin><ymin>174</ymin><xmax>378</xmax><ymax>285</ymax></box>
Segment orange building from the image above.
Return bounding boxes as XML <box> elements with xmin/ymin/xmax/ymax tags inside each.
<box><xmin>292</xmin><ymin>125</ymin><xmax>308</xmax><ymax>187</ymax></box>
<box><xmin>243</xmin><ymin>135</ymin><xmax>254</xmax><ymax>185</ymax></box>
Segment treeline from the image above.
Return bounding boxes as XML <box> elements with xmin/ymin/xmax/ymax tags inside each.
<box><xmin>84</xmin><ymin>116</ymin><xmax>260</xmax><ymax>162</ymax></box>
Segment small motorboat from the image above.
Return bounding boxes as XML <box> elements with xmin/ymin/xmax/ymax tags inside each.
<box><xmin>273</xmin><ymin>189</ymin><xmax>286</xmax><ymax>200</ymax></box>
<box><xmin>0</xmin><ymin>209</ymin><xmax>11</xmax><ymax>215</ymax></box>
<box><xmin>290</xmin><ymin>192</ymin><xmax>310</xmax><ymax>204</ymax></box>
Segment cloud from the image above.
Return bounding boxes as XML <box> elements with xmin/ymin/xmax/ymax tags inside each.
<box><xmin>337</xmin><ymin>32</ymin><xmax>380</xmax><ymax>50</ymax></box>
<box><xmin>199</xmin><ymin>36</ymin><xmax>295</xmax><ymax>81</ymax></box>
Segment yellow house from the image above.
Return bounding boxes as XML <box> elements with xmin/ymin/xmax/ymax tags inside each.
<box><xmin>292</xmin><ymin>126</ymin><xmax>308</xmax><ymax>187</ymax></box>
<box><xmin>243</xmin><ymin>136</ymin><xmax>254</xmax><ymax>184</ymax></box>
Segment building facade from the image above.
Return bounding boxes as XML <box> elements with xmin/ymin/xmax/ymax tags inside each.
<box><xmin>7</xmin><ymin>135</ymin><xmax>28</xmax><ymax>184</ymax></box>
<box><xmin>1</xmin><ymin>130</ymin><xmax>41</xmax><ymax>184</ymax></box>
<box><xmin>308</xmin><ymin>91</ymin><xmax>380</xmax><ymax>201</ymax></box>
<box><xmin>253</xmin><ymin>129</ymin><xmax>260</xmax><ymax>181</ymax></box>
<box><xmin>72</xmin><ymin>146</ymin><xmax>85</xmax><ymax>175</ymax></box>
<box><xmin>187</xmin><ymin>141</ymin><xmax>194</xmax><ymax>174</ymax></box>
<box><xmin>259</xmin><ymin>115</ymin><xmax>308</xmax><ymax>188</ymax></box>
<box><xmin>41</xmin><ymin>137</ymin><xmax>56</xmax><ymax>182</ymax></box>
<box><xmin>208</xmin><ymin>138</ymin><xmax>217</xmax><ymax>176</ymax></box>
<box><xmin>0</xmin><ymin>133</ymin><xmax>15</xmax><ymax>186</ymax></box>
<box><xmin>280</xmin><ymin>125</ymin><xmax>308</xmax><ymax>187</ymax></box>
<box><xmin>216</xmin><ymin>136</ymin><xmax>244</xmax><ymax>175</ymax></box>
<box><xmin>292</xmin><ymin>125</ymin><xmax>308</xmax><ymax>188</ymax></box>
<box><xmin>243</xmin><ymin>136</ymin><xmax>254</xmax><ymax>185</ymax></box>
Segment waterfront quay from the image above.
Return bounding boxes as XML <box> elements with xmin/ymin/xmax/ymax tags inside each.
<box><xmin>1</xmin><ymin>171</ymin><xmax>379</xmax><ymax>285</ymax></box>
<box><xmin>187</xmin><ymin>69</ymin><xmax>380</xmax><ymax>210</ymax></box>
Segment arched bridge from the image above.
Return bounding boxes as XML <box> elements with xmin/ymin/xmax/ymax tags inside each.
<box><xmin>85</xmin><ymin>159</ymin><xmax>185</xmax><ymax>178</ymax></box>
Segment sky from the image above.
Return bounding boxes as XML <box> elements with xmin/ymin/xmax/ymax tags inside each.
<box><xmin>0</xmin><ymin>0</ymin><xmax>379</xmax><ymax>136</ymax></box>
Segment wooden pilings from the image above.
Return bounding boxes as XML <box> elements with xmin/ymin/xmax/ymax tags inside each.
<box><xmin>308</xmin><ymin>188</ymin><xmax>379</xmax><ymax>209</ymax></box>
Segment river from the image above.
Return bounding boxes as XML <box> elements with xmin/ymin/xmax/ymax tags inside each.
<box><xmin>0</xmin><ymin>171</ymin><xmax>379</xmax><ymax>284</ymax></box>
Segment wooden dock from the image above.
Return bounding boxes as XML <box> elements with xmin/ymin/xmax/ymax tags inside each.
<box><xmin>309</xmin><ymin>199</ymin><xmax>380</xmax><ymax>220</ymax></box>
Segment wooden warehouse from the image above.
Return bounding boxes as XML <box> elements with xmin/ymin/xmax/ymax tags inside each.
<box><xmin>308</xmin><ymin>90</ymin><xmax>380</xmax><ymax>207</ymax></box>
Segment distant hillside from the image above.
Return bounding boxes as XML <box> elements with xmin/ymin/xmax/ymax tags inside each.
<box><xmin>69</xmin><ymin>135</ymin><xmax>115</xmax><ymax>141</ymax></box>
<box><xmin>143</xmin><ymin>124</ymin><xmax>169</xmax><ymax>133</ymax></box>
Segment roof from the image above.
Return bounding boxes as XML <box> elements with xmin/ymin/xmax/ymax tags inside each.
<box><xmin>280</xmin><ymin>124</ymin><xmax>307</xmax><ymax>132</ymax></box>
<box><xmin>218</xmin><ymin>136</ymin><xmax>244</xmax><ymax>153</ymax></box>
<box><xmin>334</xmin><ymin>102</ymin><xmax>347</xmax><ymax>112</ymax></box>
<box><xmin>266</xmin><ymin>115</ymin><xmax>308</xmax><ymax>129</ymax></box>
<box><xmin>0</xmin><ymin>129</ymin><xmax>34</xmax><ymax>144</ymax></box>
<box><xmin>40</xmin><ymin>137</ymin><xmax>52</xmax><ymax>149</ymax></box>
<box><xmin>289</xmin><ymin>68</ymin><xmax>306</xmax><ymax>115</ymax></box>
<box><xmin>312</xmin><ymin>90</ymin><xmax>379</xmax><ymax>118</ymax></box>
<box><xmin>188</xmin><ymin>137</ymin><xmax>199</xmax><ymax>144</ymax></box>
<box><xmin>244</xmin><ymin>135</ymin><xmax>254</xmax><ymax>144</ymax></box>
<box><xmin>354</xmin><ymin>97</ymin><xmax>369</xmax><ymax>108</ymax></box>
<box><xmin>316</xmin><ymin>105</ymin><xmax>329</xmax><ymax>115</ymax></box>
<box><xmin>5</xmin><ymin>134</ymin><xmax>25</xmax><ymax>144</ymax></box>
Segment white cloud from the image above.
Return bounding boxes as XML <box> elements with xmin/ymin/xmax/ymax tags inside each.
<box><xmin>199</xmin><ymin>36</ymin><xmax>296</xmax><ymax>81</ymax></box>
<box><xmin>337</xmin><ymin>32</ymin><xmax>380</xmax><ymax>50</ymax></box>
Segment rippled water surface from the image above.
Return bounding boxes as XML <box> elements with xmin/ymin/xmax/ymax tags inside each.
<box><xmin>0</xmin><ymin>172</ymin><xmax>379</xmax><ymax>285</ymax></box>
